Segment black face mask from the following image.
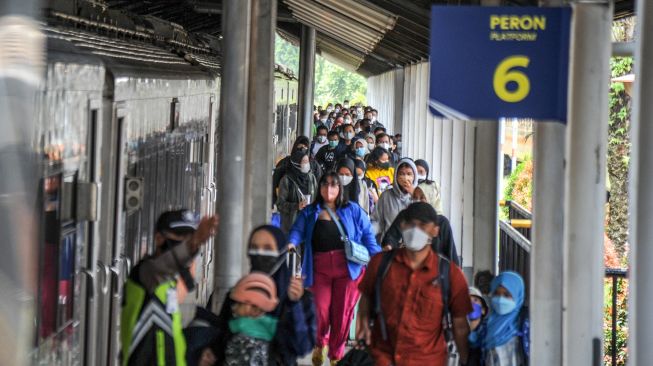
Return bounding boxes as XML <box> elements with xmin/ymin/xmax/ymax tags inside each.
<box><xmin>378</xmin><ymin>162</ymin><xmax>391</xmax><ymax>169</ymax></box>
<box><xmin>162</xmin><ymin>238</ymin><xmax>196</xmax><ymax>291</ymax></box>
<box><xmin>249</xmin><ymin>254</ymin><xmax>278</xmax><ymax>274</ymax></box>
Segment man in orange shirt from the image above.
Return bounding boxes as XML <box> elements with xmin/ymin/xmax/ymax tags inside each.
<box><xmin>357</xmin><ymin>202</ymin><xmax>472</xmax><ymax>366</ymax></box>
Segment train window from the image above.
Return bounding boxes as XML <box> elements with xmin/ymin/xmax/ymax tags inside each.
<box><xmin>37</xmin><ymin>175</ymin><xmax>77</xmax><ymax>343</ymax></box>
<box><xmin>170</xmin><ymin>98</ymin><xmax>180</xmax><ymax>131</ymax></box>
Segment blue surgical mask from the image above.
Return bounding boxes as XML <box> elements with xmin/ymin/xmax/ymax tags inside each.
<box><xmin>356</xmin><ymin>147</ymin><xmax>367</xmax><ymax>157</ymax></box>
<box><xmin>468</xmin><ymin>302</ymin><xmax>483</xmax><ymax>321</ymax></box>
<box><xmin>328</xmin><ymin>140</ymin><xmax>338</xmax><ymax>148</ymax></box>
<box><xmin>491</xmin><ymin>296</ymin><xmax>517</xmax><ymax>315</ymax></box>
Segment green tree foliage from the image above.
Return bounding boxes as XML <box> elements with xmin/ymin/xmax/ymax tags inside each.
<box><xmin>275</xmin><ymin>34</ymin><xmax>367</xmax><ymax>107</ymax></box>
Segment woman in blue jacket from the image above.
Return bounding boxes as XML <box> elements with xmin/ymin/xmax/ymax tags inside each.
<box><xmin>288</xmin><ymin>171</ymin><xmax>381</xmax><ymax>366</ymax></box>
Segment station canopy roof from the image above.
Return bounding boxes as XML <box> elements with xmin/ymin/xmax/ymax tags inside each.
<box><xmin>107</xmin><ymin>0</ymin><xmax>635</xmax><ymax>77</ymax></box>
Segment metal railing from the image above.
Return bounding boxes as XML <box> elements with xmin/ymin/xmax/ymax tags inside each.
<box><xmin>503</xmin><ymin>200</ymin><xmax>532</xmax><ymax>240</ymax></box>
<box><xmin>498</xmin><ymin>220</ymin><xmax>531</xmax><ymax>299</ymax></box>
<box><xmin>498</xmin><ymin>215</ymin><xmax>629</xmax><ymax>366</ymax></box>
<box><xmin>605</xmin><ymin>268</ymin><xmax>628</xmax><ymax>366</ymax></box>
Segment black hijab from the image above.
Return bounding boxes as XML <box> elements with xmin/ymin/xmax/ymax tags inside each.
<box><xmin>287</xmin><ymin>150</ymin><xmax>311</xmax><ymax>195</ymax></box>
<box><xmin>335</xmin><ymin>157</ymin><xmax>359</xmax><ymax>203</ymax></box>
<box><xmin>248</xmin><ymin>225</ymin><xmax>291</xmax><ymax>310</ymax></box>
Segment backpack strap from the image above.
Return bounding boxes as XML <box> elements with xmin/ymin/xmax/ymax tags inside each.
<box><xmin>438</xmin><ymin>254</ymin><xmax>454</xmax><ymax>341</ymax></box>
<box><xmin>373</xmin><ymin>250</ymin><xmax>397</xmax><ymax>341</ymax></box>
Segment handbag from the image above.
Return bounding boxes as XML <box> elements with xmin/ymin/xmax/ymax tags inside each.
<box><xmin>325</xmin><ymin>207</ymin><xmax>370</xmax><ymax>265</ymax></box>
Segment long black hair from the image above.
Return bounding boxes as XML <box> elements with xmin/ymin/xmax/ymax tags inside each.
<box><xmin>315</xmin><ymin>171</ymin><xmax>350</xmax><ymax>208</ymax></box>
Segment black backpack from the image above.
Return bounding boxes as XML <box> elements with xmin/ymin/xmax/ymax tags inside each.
<box><xmin>336</xmin><ymin>340</ymin><xmax>375</xmax><ymax>366</ymax></box>
<box><xmin>372</xmin><ymin>250</ymin><xmax>454</xmax><ymax>343</ymax></box>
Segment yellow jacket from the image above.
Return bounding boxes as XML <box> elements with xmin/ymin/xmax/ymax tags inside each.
<box><xmin>366</xmin><ymin>167</ymin><xmax>394</xmax><ymax>192</ymax></box>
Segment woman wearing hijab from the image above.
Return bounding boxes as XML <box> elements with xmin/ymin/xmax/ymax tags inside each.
<box><xmin>335</xmin><ymin>158</ymin><xmax>359</xmax><ymax>204</ymax></box>
<box><xmin>353</xmin><ymin>159</ymin><xmax>376</xmax><ymax>214</ymax></box>
<box><xmin>469</xmin><ymin>271</ymin><xmax>528</xmax><ymax>366</ymax></box>
<box><xmin>414</xmin><ymin>159</ymin><xmax>443</xmax><ymax>213</ymax></box>
<box><xmin>214</xmin><ymin>225</ymin><xmax>317</xmax><ymax>366</ymax></box>
<box><xmin>273</xmin><ymin>136</ymin><xmax>322</xmax><ymax>204</ymax></box>
<box><xmin>277</xmin><ymin>150</ymin><xmax>317</xmax><ymax>233</ymax></box>
<box><xmin>372</xmin><ymin>158</ymin><xmax>418</xmax><ymax>239</ymax></box>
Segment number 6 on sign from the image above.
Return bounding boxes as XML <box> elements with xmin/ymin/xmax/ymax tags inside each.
<box><xmin>493</xmin><ymin>56</ymin><xmax>531</xmax><ymax>103</ymax></box>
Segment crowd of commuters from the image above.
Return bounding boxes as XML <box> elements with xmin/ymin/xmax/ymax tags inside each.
<box><xmin>119</xmin><ymin>101</ymin><xmax>529</xmax><ymax>366</ymax></box>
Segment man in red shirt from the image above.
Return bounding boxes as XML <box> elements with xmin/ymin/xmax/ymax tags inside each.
<box><xmin>357</xmin><ymin>202</ymin><xmax>472</xmax><ymax>366</ymax></box>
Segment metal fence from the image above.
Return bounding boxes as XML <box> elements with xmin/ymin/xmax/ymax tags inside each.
<box><xmin>605</xmin><ymin>268</ymin><xmax>628</xmax><ymax>366</ymax></box>
<box><xmin>498</xmin><ymin>216</ymin><xmax>628</xmax><ymax>366</ymax></box>
<box><xmin>498</xmin><ymin>220</ymin><xmax>531</xmax><ymax>299</ymax></box>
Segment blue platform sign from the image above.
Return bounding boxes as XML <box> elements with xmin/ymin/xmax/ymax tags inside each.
<box><xmin>429</xmin><ymin>6</ymin><xmax>571</xmax><ymax>123</ymax></box>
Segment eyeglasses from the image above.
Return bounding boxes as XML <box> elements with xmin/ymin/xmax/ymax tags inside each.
<box><xmin>320</xmin><ymin>181</ymin><xmax>339</xmax><ymax>188</ymax></box>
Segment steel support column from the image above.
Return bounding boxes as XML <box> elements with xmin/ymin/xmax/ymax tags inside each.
<box><xmin>213</xmin><ymin>0</ymin><xmax>251</xmax><ymax>312</ymax></box>
<box><xmin>244</xmin><ymin>0</ymin><xmax>276</xmax><ymax>237</ymax></box>
<box><xmin>629</xmin><ymin>0</ymin><xmax>653</xmax><ymax>363</ymax></box>
<box><xmin>298</xmin><ymin>25</ymin><xmax>316</xmax><ymax>138</ymax></box>
<box><xmin>393</xmin><ymin>68</ymin><xmax>405</xmax><ymax>139</ymax></box>
<box><xmin>562</xmin><ymin>2</ymin><xmax>611</xmax><ymax>365</ymax></box>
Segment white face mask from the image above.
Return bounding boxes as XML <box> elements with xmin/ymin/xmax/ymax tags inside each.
<box><xmin>344</xmin><ymin>132</ymin><xmax>355</xmax><ymax>140</ymax></box>
<box><xmin>355</xmin><ymin>128</ymin><xmax>362</xmax><ymax>134</ymax></box>
<box><xmin>378</xmin><ymin>142</ymin><xmax>390</xmax><ymax>150</ymax></box>
<box><xmin>300</xmin><ymin>163</ymin><xmax>311</xmax><ymax>174</ymax></box>
<box><xmin>339</xmin><ymin>175</ymin><xmax>353</xmax><ymax>186</ymax></box>
<box><xmin>317</xmin><ymin>135</ymin><xmax>327</xmax><ymax>143</ymax></box>
<box><xmin>358</xmin><ymin>174</ymin><xmax>365</xmax><ymax>180</ymax></box>
<box><xmin>335</xmin><ymin>108</ymin><xmax>341</xmax><ymax>113</ymax></box>
<box><xmin>417</xmin><ymin>174</ymin><xmax>427</xmax><ymax>181</ymax></box>
<box><xmin>367</xmin><ymin>143</ymin><xmax>375</xmax><ymax>151</ymax></box>
<box><xmin>344</xmin><ymin>119</ymin><xmax>352</xmax><ymax>125</ymax></box>
<box><xmin>372</xmin><ymin>116</ymin><xmax>377</xmax><ymax>122</ymax></box>
<box><xmin>402</xmin><ymin>227</ymin><xmax>431</xmax><ymax>252</ymax></box>
<box><xmin>320</xmin><ymin>118</ymin><xmax>327</xmax><ymax>123</ymax></box>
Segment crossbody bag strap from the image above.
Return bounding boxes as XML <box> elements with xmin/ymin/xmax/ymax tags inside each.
<box><xmin>324</xmin><ymin>206</ymin><xmax>347</xmax><ymax>240</ymax></box>
<box><xmin>285</xmin><ymin>176</ymin><xmax>306</xmax><ymax>201</ymax></box>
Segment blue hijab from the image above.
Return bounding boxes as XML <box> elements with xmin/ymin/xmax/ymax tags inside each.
<box><xmin>483</xmin><ymin>271</ymin><xmax>525</xmax><ymax>349</ymax></box>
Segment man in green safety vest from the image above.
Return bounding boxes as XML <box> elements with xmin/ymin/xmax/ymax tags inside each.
<box><xmin>121</xmin><ymin>209</ymin><xmax>219</xmax><ymax>366</ymax></box>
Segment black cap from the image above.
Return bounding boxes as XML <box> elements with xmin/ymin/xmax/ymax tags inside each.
<box><xmin>156</xmin><ymin>209</ymin><xmax>200</xmax><ymax>235</ymax></box>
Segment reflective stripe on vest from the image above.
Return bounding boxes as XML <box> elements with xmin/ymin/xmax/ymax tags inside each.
<box><xmin>121</xmin><ymin>278</ymin><xmax>187</xmax><ymax>366</ymax></box>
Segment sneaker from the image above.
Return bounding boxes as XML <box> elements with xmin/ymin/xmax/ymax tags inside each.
<box><xmin>312</xmin><ymin>346</ymin><xmax>327</xmax><ymax>366</ymax></box>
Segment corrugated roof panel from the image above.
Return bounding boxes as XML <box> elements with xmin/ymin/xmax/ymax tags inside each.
<box><xmin>284</xmin><ymin>0</ymin><xmax>397</xmax><ymax>55</ymax></box>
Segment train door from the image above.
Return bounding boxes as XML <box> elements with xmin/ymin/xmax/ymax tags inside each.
<box><xmin>82</xmin><ymin>99</ymin><xmax>104</xmax><ymax>366</ymax></box>
<box><xmin>33</xmin><ymin>95</ymin><xmax>101</xmax><ymax>366</ymax></box>
<box><xmin>93</xmin><ymin>104</ymin><xmax>130</xmax><ymax>366</ymax></box>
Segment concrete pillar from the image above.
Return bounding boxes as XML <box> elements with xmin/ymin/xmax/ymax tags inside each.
<box><xmin>472</xmin><ymin>121</ymin><xmax>500</xmax><ymax>274</ymax></box>
<box><xmin>461</xmin><ymin>122</ymin><xmax>476</xmax><ymax>278</ymax></box>
<box><xmin>213</xmin><ymin>0</ymin><xmax>251</xmax><ymax>312</ymax></box>
<box><xmin>244</xmin><ymin>0</ymin><xmax>276</xmax><ymax>233</ymax></box>
<box><xmin>531</xmin><ymin>121</ymin><xmax>565</xmax><ymax>365</ymax></box>
<box><xmin>450</xmin><ymin>121</ymin><xmax>465</xmax><ymax>262</ymax></box>
<box><xmin>440</xmin><ymin>119</ymin><xmax>453</xmax><ymax>218</ymax></box>
<box><xmin>470</xmin><ymin>0</ymin><xmax>502</xmax><ymax>276</ymax></box>
<box><xmin>530</xmin><ymin>1</ymin><xmax>565</xmax><ymax>365</ymax></box>
<box><xmin>0</xmin><ymin>2</ymin><xmax>42</xmax><ymax>365</ymax></box>
<box><xmin>562</xmin><ymin>2</ymin><xmax>611</xmax><ymax>365</ymax></box>
<box><xmin>298</xmin><ymin>25</ymin><xmax>316</xmax><ymax>137</ymax></box>
<box><xmin>628</xmin><ymin>0</ymin><xmax>653</xmax><ymax>363</ymax></box>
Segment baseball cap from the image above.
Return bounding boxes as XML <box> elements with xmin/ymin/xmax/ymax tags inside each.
<box><xmin>230</xmin><ymin>272</ymin><xmax>279</xmax><ymax>313</ymax></box>
<box><xmin>155</xmin><ymin>209</ymin><xmax>200</xmax><ymax>235</ymax></box>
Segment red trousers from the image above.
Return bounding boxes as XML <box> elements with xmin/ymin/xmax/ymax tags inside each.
<box><xmin>311</xmin><ymin>250</ymin><xmax>363</xmax><ymax>360</ymax></box>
